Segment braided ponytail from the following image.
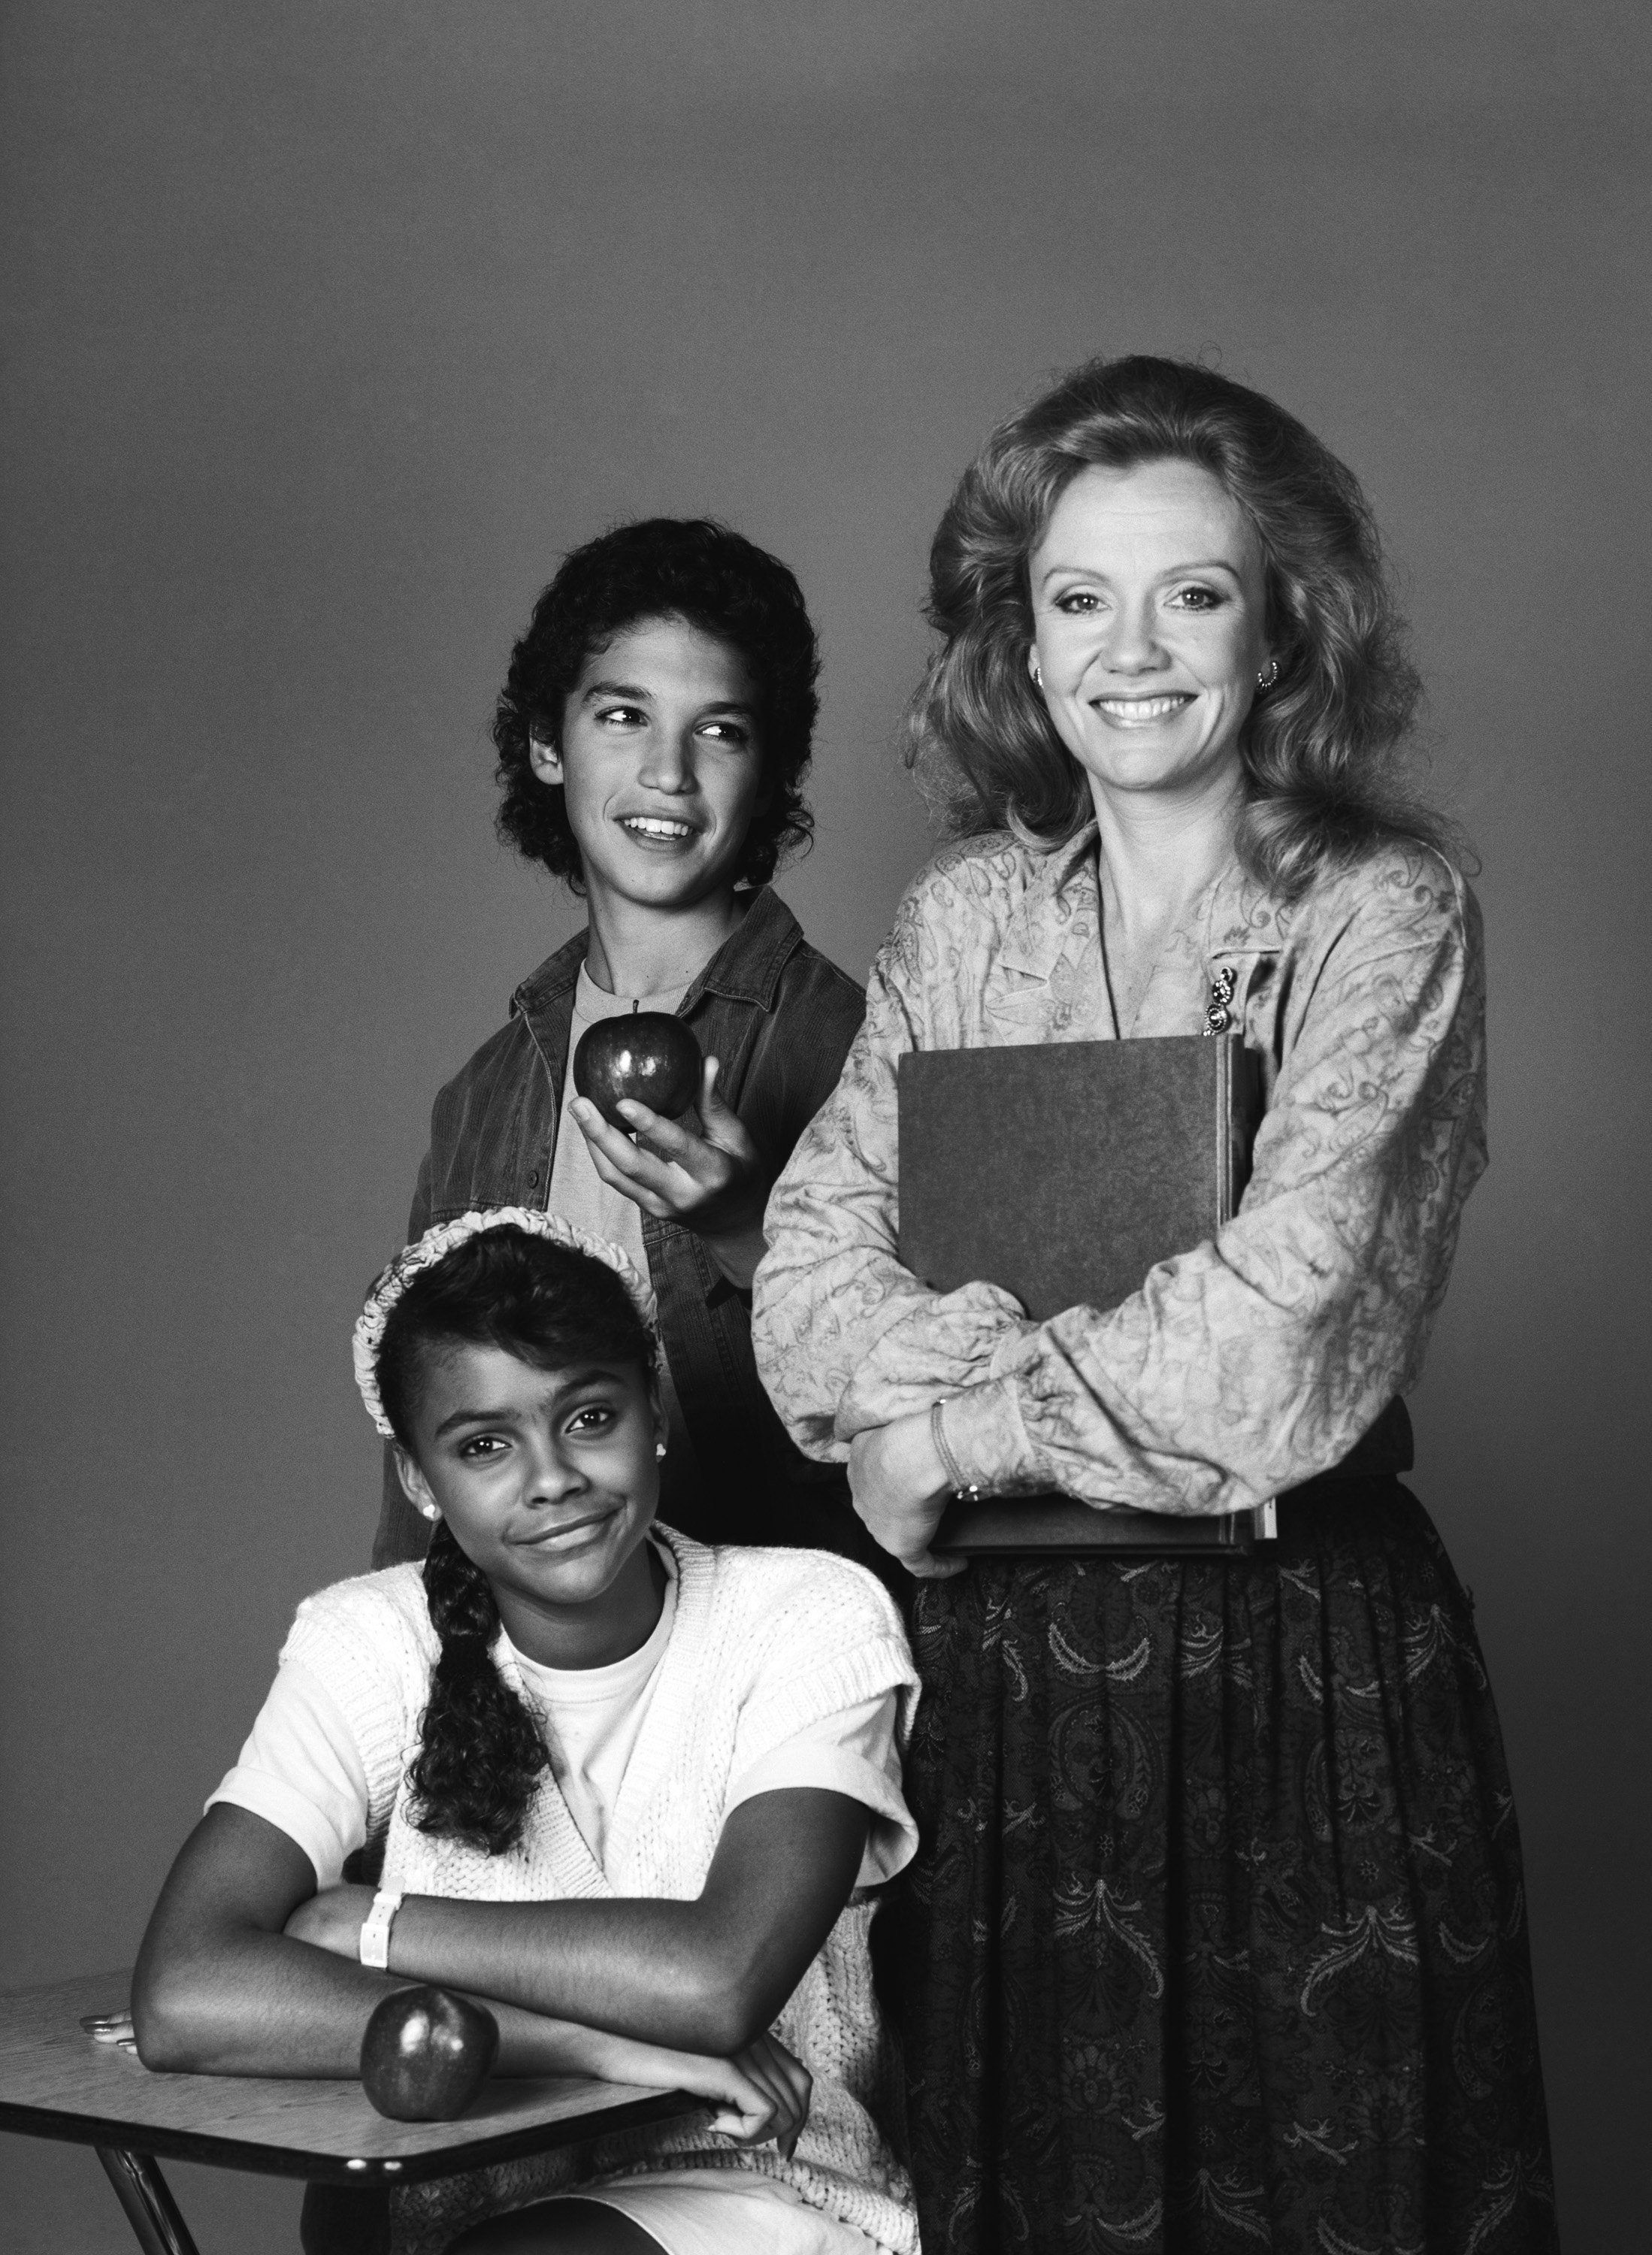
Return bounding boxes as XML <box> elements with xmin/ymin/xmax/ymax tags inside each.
<box><xmin>407</xmin><ymin>1519</ymin><xmax>551</xmax><ymax>1854</ymax></box>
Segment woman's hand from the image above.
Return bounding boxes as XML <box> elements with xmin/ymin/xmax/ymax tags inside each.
<box><xmin>571</xmin><ymin>1055</ymin><xmax>770</xmax><ymax>1288</ymax></box>
<box><xmin>849</xmin><ymin>1411</ymin><xmax>967</xmax><ymax>1579</ymax></box>
<box><xmin>283</xmin><ymin>1884</ymin><xmax>374</xmax><ymax>1960</ymax></box>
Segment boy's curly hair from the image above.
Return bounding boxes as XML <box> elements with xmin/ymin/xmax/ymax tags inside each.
<box><xmin>494</xmin><ymin>517</ymin><xmax>820</xmax><ymax>891</ymax></box>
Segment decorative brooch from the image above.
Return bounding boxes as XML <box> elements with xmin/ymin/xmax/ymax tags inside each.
<box><xmin>1203</xmin><ymin>964</ymin><xmax>1238</xmax><ymax>1037</ymax></box>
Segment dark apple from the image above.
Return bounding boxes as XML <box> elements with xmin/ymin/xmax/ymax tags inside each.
<box><xmin>359</xmin><ymin>1985</ymin><xmax>499</xmax><ymax>2122</ymax></box>
<box><xmin>573</xmin><ymin>1010</ymin><xmax>702</xmax><ymax>1128</ymax></box>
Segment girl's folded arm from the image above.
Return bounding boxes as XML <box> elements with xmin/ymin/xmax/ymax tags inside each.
<box><xmin>133</xmin><ymin>1804</ymin><xmax>396</xmax><ymax>2076</ymax></box>
<box><xmin>299</xmin><ymin>1787</ymin><xmax>871</xmax><ymax>2057</ymax></box>
<box><xmin>130</xmin><ymin>1805</ymin><xmax>752</xmax><ymax>2097</ymax></box>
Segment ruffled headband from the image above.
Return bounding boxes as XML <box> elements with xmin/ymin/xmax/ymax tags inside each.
<box><xmin>352</xmin><ymin>1206</ymin><xmax>659</xmax><ymax>1437</ymax></box>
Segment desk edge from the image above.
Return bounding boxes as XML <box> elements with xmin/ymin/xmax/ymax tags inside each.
<box><xmin>0</xmin><ymin>2087</ymin><xmax>703</xmax><ymax>2184</ymax></box>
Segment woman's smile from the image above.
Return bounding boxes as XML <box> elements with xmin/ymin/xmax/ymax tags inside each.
<box><xmin>1091</xmin><ymin>692</ymin><xmax>1197</xmax><ymax>725</ymax></box>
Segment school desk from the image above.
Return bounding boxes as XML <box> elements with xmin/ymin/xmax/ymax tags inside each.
<box><xmin>0</xmin><ymin>1969</ymin><xmax>698</xmax><ymax>2254</ymax></box>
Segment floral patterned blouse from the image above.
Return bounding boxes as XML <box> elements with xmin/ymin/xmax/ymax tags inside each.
<box><xmin>751</xmin><ymin>824</ymin><xmax>1487</xmax><ymax>1518</ymax></box>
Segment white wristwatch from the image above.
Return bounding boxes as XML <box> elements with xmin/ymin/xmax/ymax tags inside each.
<box><xmin>358</xmin><ymin>1887</ymin><xmax>404</xmax><ymax>1971</ymax></box>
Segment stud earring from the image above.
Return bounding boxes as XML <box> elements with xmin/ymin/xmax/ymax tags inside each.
<box><xmin>418</xmin><ymin>1501</ymin><xmax>440</xmax><ymax>1522</ymax></box>
<box><xmin>1256</xmin><ymin>658</ymin><xmax>1280</xmax><ymax>692</ymax></box>
<box><xmin>655</xmin><ymin>1441</ymin><xmax>667</xmax><ymax>1460</ymax></box>
<box><xmin>1030</xmin><ymin>655</ymin><xmax>1043</xmax><ymax>688</ymax></box>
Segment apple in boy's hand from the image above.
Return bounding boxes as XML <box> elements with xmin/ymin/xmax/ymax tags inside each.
<box><xmin>573</xmin><ymin>1011</ymin><xmax>702</xmax><ymax>1129</ymax></box>
<box><xmin>359</xmin><ymin>1986</ymin><xmax>499</xmax><ymax>2121</ymax></box>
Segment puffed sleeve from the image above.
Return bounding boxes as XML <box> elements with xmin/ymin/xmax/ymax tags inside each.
<box><xmin>278</xmin><ymin>1575</ymin><xmax>422</xmax><ymax>1844</ymax></box>
<box><xmin>205</xmin><ymin>1661</ymin><xmax>371</xmax><ymax>1890</ymax></box>
<box><xmin>939</xmin><ymin>851</ymin><xmax>1487</xmax><ymax>1513</ymax></box>
<box><xmin>752</xmin><ymin>861</ymin><xmax>1032</xmax><ymax>1460</ymax></box>
<box><xmin>756</xmin><ymin>845</ymin><xmax>1487</xmax><ymax>1517</ymax></box>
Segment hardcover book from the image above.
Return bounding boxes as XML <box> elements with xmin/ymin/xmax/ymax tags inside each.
<box><xmin>897</xmin><ymin>1035</ymin><xmax>1265</xmax><ymax>1554</ymax></box>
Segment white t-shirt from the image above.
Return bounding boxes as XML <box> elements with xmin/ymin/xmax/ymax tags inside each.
<box><xmin>208</xmin><ymin>1542</ymin><xmax>912</xmax><ymax>1892</ymax></box>
<box><xmin>550</xmin><ymin>964</ymin><xmax>703</xmax><ymax>1509</ymax></box>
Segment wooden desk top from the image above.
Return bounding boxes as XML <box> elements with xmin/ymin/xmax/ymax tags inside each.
<box><xmin>0</xmin><ymin>1972</ymin><xmax>699</xmax><ymax>2185</ymax></box>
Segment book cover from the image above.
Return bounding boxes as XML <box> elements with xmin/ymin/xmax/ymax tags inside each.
<box><xmin>898</xmin><ymin>1035</ymin><xmax>1263</xmax><ymax>1554</ymax></box>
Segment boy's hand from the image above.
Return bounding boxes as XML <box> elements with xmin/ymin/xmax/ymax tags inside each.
<box><xmin>570</xmin><ymin>1056</ymin><xmax>770</xmax><ymax>1288</ymax></box>
<box><xmin>283</xmin><ymin>1884</ymin><xmax>374</xmax><ymax>1960</ymax></box>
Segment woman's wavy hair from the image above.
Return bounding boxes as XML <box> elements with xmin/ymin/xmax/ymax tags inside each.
<box><xmin>375</xmin><ymin>1227</ymin><xmax>657</xmax><ymax>1856</ymax></box>
<box><xmin>494</xmin><ymin>517</ymin><xmax>821</xmax><ymax>891</ymax></box>
<box><xmin>907</xmin><ymin>353</ymin><xmax>1462</xmax><ymax>899</ymax></box>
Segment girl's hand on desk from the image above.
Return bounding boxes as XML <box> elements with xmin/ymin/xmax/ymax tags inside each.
<box><xmin>80</xmin><ymin>2008</ymin><xmax>136</xmax><ymax>2052</ymax></box>
<box><xmin>571</xmin><ymin>1056</ymin><xmax>770</xmax><ymax>1288</ymax></box>
<box><xmin>849</xmin><ymin>1414</ymin><xmax>967</xmax><ymax>1580</ymax></box>
<box><xmin>283</xmin><ymin>1884</ymin><xmax>374</xmax><ymax>1960</ymax></box>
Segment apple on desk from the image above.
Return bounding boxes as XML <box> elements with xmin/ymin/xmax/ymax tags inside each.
<box><xmin>359</xmin><ymin>1985</ymin><xmax>499</xmax><ymax>2122</ymax></box>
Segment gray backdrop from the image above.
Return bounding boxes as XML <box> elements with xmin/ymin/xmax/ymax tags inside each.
<box><xmin>3</xmin><ymin>3</ymin><xmax>1647</xmax><ymax>2247</ymax></box>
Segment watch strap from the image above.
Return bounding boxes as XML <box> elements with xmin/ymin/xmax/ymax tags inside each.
<box><xmin>358</xmin><ymin>1887</ymin><xmax>404</xmax><ymax>1971</ymax></box>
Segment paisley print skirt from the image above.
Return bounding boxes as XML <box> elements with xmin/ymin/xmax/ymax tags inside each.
<box><xmin>891</xmin><ymin>1479</ymin><xmax>1557</xmax><ymax>2255</ymax></box>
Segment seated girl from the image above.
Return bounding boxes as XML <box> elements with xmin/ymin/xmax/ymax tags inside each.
<box><xmin>132</xmin><ymin>1210</ymin><xmax>921</xmax><ymax>2255</ymax></box>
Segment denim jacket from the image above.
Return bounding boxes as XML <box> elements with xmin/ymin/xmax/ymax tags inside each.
<box><xmin>373</xmin><ymin>887</ymin><xmax>867</xmax><ymax>1566</ymax></box>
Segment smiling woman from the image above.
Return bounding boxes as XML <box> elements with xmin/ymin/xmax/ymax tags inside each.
<box><xmin>1024</xmin><ymin>457</ymin><xmax>1272</xmax><ymax>1029</ymax></box>
<box><xmin>753</xmin><ymin>354</ymin><xmax>1558</xmax><ymax>2253</ymax></box>
<box><xmin>1030</xmin><ymin>459</ymin><xmax>1268</xmax><ymax>784</ymax></box>
<box><xmin>906</xmin><ymin>354</ymin><xmax>1452</xmax><ymax>901</ymax></box>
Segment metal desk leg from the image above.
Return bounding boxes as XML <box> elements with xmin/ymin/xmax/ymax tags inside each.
<box><xmin>94</xmin><ymin>2147</ymin><xmax>202</xmax><ymax>2255</ymax></box>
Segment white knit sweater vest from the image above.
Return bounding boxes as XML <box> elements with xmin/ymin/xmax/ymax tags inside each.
<box><xmin>281</xmin><ymin>1527</ymin><xmax>920</xmax><ymax>2255</ymax></box>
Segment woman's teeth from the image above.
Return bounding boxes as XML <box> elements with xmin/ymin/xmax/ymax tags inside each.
<box><xmin>1094</xmin><ymin>695</ymin><xmax>1194</xmax><ymax>722</ymax></box>
<box><xmin>621</xmin><ymin>816</ymin><xmax>696</xmax><ymax>839</ymax></box>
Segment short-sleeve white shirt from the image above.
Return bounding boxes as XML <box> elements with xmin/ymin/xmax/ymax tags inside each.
<box><xmin>208</xmin><ymin>1540</ymin><xmax>914</xmax><ymax>1893</ymax></box>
